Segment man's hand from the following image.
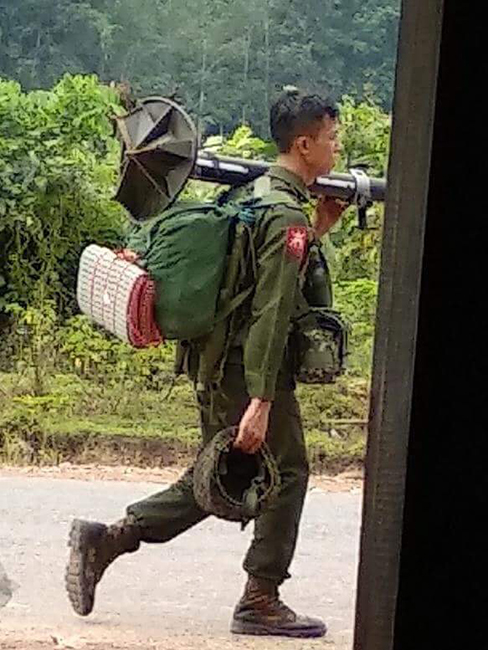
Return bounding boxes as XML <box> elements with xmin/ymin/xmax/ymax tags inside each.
<box><xmin>313</xmin><ymin>196</ymin><xmax>348</xmax><ymax>239</ymax></box>
<box><xmin>115</xmin><ymin>248</ymin><xmax>140</xmax><ymax>264</ymax></box>
<box><xmin>234</xmin><ymin>398</ymin><xmax>272</xmax><ymax>454</ymax></box>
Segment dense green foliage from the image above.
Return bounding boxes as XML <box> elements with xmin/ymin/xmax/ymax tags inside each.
<box><xmin>0</xmin><ymin>75</ymin><xmax>125</xmax><ymax>316</ymax></box>
<box><xmin>0</xmin><ymin>0</ymin><xmax>400</xmax><ymax>135</ymax></box>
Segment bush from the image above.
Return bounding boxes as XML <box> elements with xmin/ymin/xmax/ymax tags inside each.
<box><xmin>334</xmin><ymin>279</ymin><xmax>378</xmax><ymax>376</ymax></box>
<box><xmin>0</xmin><ymin>74</ymin><xmax>126</xmax><ymax>318</ymax></box>
<box><xmin>58</xmin><ymin>314</ymin><xmax>176</xmax><ymax>389</ymax></box>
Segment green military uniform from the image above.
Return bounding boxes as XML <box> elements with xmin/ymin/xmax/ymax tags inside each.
<box><xmin>126</xmin><ymin>165</ymin><xmax>332</xmax><ymax>585</ymax></box>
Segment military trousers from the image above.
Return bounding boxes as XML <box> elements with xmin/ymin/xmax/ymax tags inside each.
<box><xmin>127</xmin><ymin>359</ymin><xmax>309</xmax><ymax>585</ymax></box>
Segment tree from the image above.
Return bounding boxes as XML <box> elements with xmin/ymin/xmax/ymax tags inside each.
<box><xmin>0</xmin><ymin>0</ymin><xmax>401</xmax><ymax>136</ymax></box>
<box><xmin>0</xmin><ymin>74</ymin><xmax>125</xmax><ymax>315</ymax></box>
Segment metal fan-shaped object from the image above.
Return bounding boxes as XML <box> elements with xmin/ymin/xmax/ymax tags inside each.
<box><xmin>114</xmin><ymin>96</ymin><xmax>198</xmax><ymax>222</ymax></box>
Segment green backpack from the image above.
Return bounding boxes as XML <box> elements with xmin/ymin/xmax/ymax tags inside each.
<box><xmin>126</xmin><ymin>191</ymin><xmax>297</xmax><ymax>342</ymax></box>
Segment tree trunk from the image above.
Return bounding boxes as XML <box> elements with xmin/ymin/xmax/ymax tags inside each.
<box><xmin>263</xmin><ymin>1</ymin><xmax>271</xmax><ymax>136</ymax></box>
<box><xmin>242</xmin><ymin>31</ymin><xmax>251</xmax><ymax>124</ymax></box>
<box><xmin>197</xmin><ymin>38</ymin><xmax>208</xmax><ymax>142</ymax></box>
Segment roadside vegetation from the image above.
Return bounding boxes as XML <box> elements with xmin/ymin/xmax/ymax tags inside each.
<box><xmin>0</xmin><ymin>75</ymin><xmax>390</xmax><ymax>473</ymax></box>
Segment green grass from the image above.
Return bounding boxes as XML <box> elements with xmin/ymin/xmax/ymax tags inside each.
<box><xmin>0</xmin><ymin>370</ymin><xmax>369</xmax><ymax>473</ymax></box>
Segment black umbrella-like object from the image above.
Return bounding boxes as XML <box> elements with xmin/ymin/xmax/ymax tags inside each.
<box><xmin>114</xmin><ymin>96</ymin><xmax>198</xmax><ymax>222</ymax></box>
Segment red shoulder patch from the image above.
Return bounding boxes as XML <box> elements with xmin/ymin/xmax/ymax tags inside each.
<box><xmin>286</xmin><ymin>226</ymin><xmax>308</xmax><ymax>262</ymax></box>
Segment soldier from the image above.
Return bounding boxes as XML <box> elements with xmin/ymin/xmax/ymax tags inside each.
<box><xmin>65</xmin><ymin>87</ymin><xmax>346</xmax><ymax>639</ymax></box>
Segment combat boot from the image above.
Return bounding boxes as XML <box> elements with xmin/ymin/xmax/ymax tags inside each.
<box><xmin>65</xmin><ymin>515</ymin><xmax>141</xmax><ymax>616</ymax></box>
<box><xmin>231</xmin><ymin>575</ymin><xmax>327</xmax><ymax>638</ymax></box>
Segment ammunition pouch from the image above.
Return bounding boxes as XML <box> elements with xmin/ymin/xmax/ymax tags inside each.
<box><xmin>293</xmin><ymin>308</ymin><xmax>349</xmax><ymax>384</ymax></box>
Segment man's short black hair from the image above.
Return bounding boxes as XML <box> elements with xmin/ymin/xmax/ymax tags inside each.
<box><xmin>270</xmin><ymin>87</ymin><xmax>339</xmax><ymax>153</ymax></box>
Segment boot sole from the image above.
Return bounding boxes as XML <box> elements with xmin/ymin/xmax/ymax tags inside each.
<box><xmin>65</xmin><ymin>519</ymin><xmax>106</xmax><ymax>617</ymax></box>
<box><xmin>231</xmin><ymin>619</ymin><xmax>327</xmax><ymax>639</ymax></box>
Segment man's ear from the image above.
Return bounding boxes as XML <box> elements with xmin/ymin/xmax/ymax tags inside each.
<box><xmin>295</xmin><ymin>135</ymin><xmax>309</xmax><ymax>156</ymax></box>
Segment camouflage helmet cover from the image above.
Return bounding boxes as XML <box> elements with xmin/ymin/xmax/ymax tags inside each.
<box><xmin>193</xmin><ymin>426</ymin><xmax>281</xmax><ymax>527</ymax></box>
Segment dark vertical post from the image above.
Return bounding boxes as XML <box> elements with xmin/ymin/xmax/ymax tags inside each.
<box><xmin>392</xmin><ymin>2</ymin><xmax>484</xmax><ymax>648</ymax></box>
<box><xmin>354</xmin><ymin>0</ymin><xmax>484</xmax><ymax>648</ymax></box>
<box><xmin>354</xmin><ymin>2</ymin><xmax>444</xmax><ymax>649</ymax></box>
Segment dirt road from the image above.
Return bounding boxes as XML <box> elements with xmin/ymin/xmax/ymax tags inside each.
<box><xmin>0</xmin><ymin>468</ymin><xmax>362</xmax><ymax>649</ymax></box>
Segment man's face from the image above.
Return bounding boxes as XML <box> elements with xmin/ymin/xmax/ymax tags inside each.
<box><xmin>297</xmin><ymin>116</ymin><xmax>341</xmax><ymax>177</ymax></box>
